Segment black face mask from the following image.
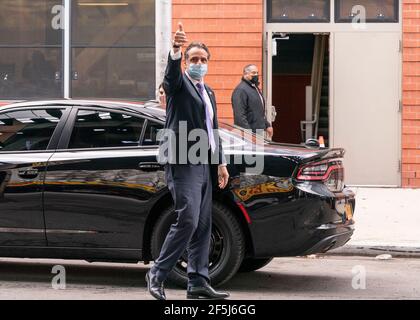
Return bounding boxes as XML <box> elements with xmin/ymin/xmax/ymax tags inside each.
<box><xmin>250</xmin><ymin>75</ymin><xmax>259</xmax><ymax>85</ymax></box>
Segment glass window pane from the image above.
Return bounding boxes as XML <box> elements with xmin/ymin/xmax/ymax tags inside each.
<box><xmin>268</xmin><ymin>0</ymin><xmax>330</xmax><ymax>22</ymax></box>
<box><xmin>0</xmin><ymin>48</ymin><xmax>62</xmax><ymax>99</ymax></box>
<box><xmin>0</xmin><ymin>109</ymin><xmax>64</xmax><ymax>151</ymax></box>
<box><xmin>72</xmin><ymin>0</ymin><xmax>155</xmax><ymax>46</ymax></box>
<box><xmin>335</xmin><ymin>0</ymin><xmax>398</xmax><ymax>22</ymax></box>
<box><xmin>0</xmin><ymin>0</ymin><xmax>62</xmax><ymax>45</ymax></box>
<box><xmin>68</xmin><ymin>110</ymin><xmax>144</xmax><ymax>149</ymax></box>
<box><xmin>71</xmin><ymin>48</ymin><xmax>155</xmax><ymax>100</ymax></box>
<box><xmin>142</xmin><ymin>120</ymin><xmax>163</xmax><ymax>146</ymax></box>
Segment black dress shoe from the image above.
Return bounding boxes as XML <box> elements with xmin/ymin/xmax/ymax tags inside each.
<box><xmin>145</xmin><ymin>270</ymin><xmax>166</xmax><ymax>300</ymax></box>
<box><xmin>187</xmin><ymin>283</ymin><xmax>230</xmax><ymax>300</ymax></box>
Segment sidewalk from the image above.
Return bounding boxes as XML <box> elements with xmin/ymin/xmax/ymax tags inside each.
<box><xmin>329</xmin><ymin>187</ymin><xmax>420</xmax><ymax>258</ymax></box>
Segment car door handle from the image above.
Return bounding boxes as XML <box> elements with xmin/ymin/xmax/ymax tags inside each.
<box><xmin>18</xmin><ymin>169</ymin><xmax>39</xmax><ymax>179</ymax></box>
<box><xmin>138</xmin><ymin>162</ymin><xmax>163</xmax><ymax>171</ymax></box>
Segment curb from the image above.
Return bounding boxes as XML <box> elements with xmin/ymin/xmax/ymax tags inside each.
<box><xmin>327</xmin><ymin>245</ymin><xmax>420</xmax><ymax>259</ymax></box>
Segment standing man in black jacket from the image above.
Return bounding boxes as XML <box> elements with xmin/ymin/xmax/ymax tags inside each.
<box><xmin>231</xmin><ymin>64</ymin><xmax>273</xmax><ymax>138</ymax></box>
<box><xmin>145</xmin><ymin>22</ymin><xmax>230</xmax><ymax>300</ymax></box>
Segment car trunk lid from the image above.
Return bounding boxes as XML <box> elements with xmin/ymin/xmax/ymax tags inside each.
<box><xmin>263</xmin><ymin>142</ymin><xmax>345</xmax><ymax>164</ymax></box>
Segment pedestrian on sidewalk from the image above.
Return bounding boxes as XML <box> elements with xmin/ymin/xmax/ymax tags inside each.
<box><xmin>231</xmin><ymin>64</ymin><xmax>273</xmax><ymax>139</ymax></box>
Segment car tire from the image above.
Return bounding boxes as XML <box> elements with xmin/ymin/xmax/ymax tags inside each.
<box><xmin>238</xmin><ymin>257</ymin><xmax>274</xmax><ymax>273</ymax></box>
<box><xmin>150</xmin><ymin>202</ymin><xmax>245</xmax><ymax>287</ymax></box>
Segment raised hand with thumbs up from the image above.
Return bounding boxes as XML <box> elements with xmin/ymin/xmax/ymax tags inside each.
<box><xmin>172</xmin><ymin>22</ymin><xmax>188</xmax><ymax>53</ymax></box>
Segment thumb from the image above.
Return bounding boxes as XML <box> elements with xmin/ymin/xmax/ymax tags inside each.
<box><xmin>178</xmin><ymin>22</ymin><xmax>183</xmax><ymax>32</ymax></box>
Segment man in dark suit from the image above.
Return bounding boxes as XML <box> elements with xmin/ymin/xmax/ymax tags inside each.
<box><xmin>231</xmin><ymin>64</ymin><xmax>273</xmax><ymax>139</ymax></box>
<box><xmin>145</xmin><ymin>22</ymin><xmax>230</xmax><ymax>300</ymax></box>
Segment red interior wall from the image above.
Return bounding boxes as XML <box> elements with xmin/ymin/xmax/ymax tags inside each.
<box><xmin>271</xmin><ymin>74</ymin><xmax>311</xmax><ymax>144</ymax></box>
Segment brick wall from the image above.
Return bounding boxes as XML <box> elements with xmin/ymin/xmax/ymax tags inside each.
<box><xmin>402</xmin><ymin>0</ymin><xmax>420</xmax><ymax>187</ymax></box>
<box><xmin>172</xmin><ymin>0</ymin><xmax>264</xmax><ymax>123</ymax></box>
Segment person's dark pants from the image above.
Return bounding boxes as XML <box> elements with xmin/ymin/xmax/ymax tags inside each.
<box><xmin>151</xmin><ymin>163</ymin><xmax>212</xmax><ymax>288</ymax></box>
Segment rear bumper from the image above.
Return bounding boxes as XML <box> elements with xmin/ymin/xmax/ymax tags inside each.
<box><xmin>246</xmin><ymin>185</ymin><xmax>356</xmax><ymax>258</ymax></box>
<box><xmin>300</xmin><ymin>222</ymin><xmax>354</xmax><ymax>256</ymax></box>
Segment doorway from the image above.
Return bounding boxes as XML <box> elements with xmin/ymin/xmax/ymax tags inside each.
<box><xmin>265</xmin><ymin>30</ymin><xmax>401</xmax><ymax>186</ymax></box>
<box><xmin>270</xmin><ymin>33</ymin><xmax>330</xmax><ymax>146</ymax></box>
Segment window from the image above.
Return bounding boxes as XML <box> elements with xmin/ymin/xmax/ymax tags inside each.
<box><xmin>71</xmin><ymin>0</ymin><xmax>155</xmax><ymax>99</ymax></box>
<box><xmin>335</xmin><ymin>0</ymin><xmax>399</xmax><ymax>23</ymax></box>
<box><xmin>267</xmin><ymin>0</ymin><xmax>330</xmax><ymax>23</ymax></box>
<box><xmin>71</xmin><ymin>48</ymin><xmax>155</xmax><ymax>99</ymax></box>
<box><xmin>0</xmin><ymin>0</ymin><xmax>63</xmax><ymax>99</ymax></box>
<box><xmin>0</xmin><ymin>0</ymin><xmax>62</xmax><ymax>46</ymax></box>
<box><xmin>142</xmin><ymin>120</ymin><xmax>163</xmax><ymax>146</ymax></box>
<box><xmin>68</xmin><ymin>110</ymin><xmax>144</xmax><ymax>149</ymax></box>
<box><xmin>0</xmin><ymin>48</ymin><xmax>62</xmax><ymax>99</ymax></box>
<box><xmin>0</xmin><ymin>0</ymin><xmax>157</xmax><ymax>101</ymax></box>
<box><xmin>0</xmin><ymin>108</ymin><xmax>64</xmax><ymax>151</ymax></box>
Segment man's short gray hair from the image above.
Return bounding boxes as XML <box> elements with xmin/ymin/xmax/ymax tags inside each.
<box><xmin>185</xmin><ymin>42</ymin><xmax>211</xmax><ymax>60</ymax></box>
<box><xmin>243</xmin><ymin>64</ymin><xmax>257</xmax><ymax>75</ymax></box>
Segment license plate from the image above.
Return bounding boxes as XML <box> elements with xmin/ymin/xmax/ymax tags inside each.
<box><xmin>345</xmin><ymin>203</ymin><xmax>353</xmax><ymax>220</ymax></box>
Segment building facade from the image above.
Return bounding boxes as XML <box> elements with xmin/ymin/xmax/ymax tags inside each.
<box><xmin>402</xmin><ymin>0</ymin><xmax>420</xmax><ymax>187</ymax></box>
<box><xmin>0</xmin><ymin>0</ymin><xmax>419</xmax><ymax>188</ymax></box>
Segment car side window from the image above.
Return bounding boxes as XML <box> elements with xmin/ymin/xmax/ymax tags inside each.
<box><xmin>142</xmin><ymin>120</ymin><xmax>163</xmax><ymax>146</ymax></box>
<box><xmin>68</xmin><ymin>109</ymin><xmax>144</xmax><ymax>149</ymax></box>
<box><xmin>0</xmin><ymin>108</ymin><xmax>64</xmax><ymax>152</ymax></box>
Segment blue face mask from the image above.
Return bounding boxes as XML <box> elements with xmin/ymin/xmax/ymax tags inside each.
<box><xmin>188</xmin><ymin>63</ymin><xmax>208</xmax><ymax>80</ymax></box>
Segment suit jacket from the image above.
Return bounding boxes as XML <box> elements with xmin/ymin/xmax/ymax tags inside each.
<box><xmin>231</xmin><ymin>78</ymin><xmax>270</xmax><ymax>131</ymax></box>
<box><xmin>159</xmin><ymin>52</ymin><xmax>226</xmax><ymax>187</ymax></box>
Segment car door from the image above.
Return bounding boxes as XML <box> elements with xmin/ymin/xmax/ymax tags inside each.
<box><xmin>43</xmin><ymin>106</ymin><xmax>166</xmax><ymax>249</ymax></box>
<box><xmin>0</xmin><ymin>106</ymin><xmax>70</xmax><ymax>246</ymax></box>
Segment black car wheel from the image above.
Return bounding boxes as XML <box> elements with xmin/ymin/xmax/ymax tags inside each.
<box><xmin>151</xmin><ymin>202</ymin><xmax>245</xmax><ymax>287</ymax></box>
<box><xmin>238</xmin><ymin>257</ymin><xmax>274</xmax><ymax>273</ymax></box>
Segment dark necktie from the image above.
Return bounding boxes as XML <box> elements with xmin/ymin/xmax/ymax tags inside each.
<box><xmin>196</xmin><ymin>83</ymin><xmax>216</xmax><ymax>153</ymax></box>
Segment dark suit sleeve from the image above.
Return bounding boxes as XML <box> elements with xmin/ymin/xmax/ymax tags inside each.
<box><xmin>265</xmin><ymin>119</ymin><xmax>271</xmax><ymax>129</ymax></box>
<box><xmin>232</xmin><ymin>88</ymin><xmax>251</xmax><ymax>129</ymax></box>
<box><xmin>163</xmin><ymin>52</ymin><xmax>183</xmax><ymax>96</ymax></box>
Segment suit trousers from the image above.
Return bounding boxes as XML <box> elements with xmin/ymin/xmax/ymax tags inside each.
<box><xmin>151</xmin><ymin>163</ymin><xmax>212</xmax><ymax>287</ymax></box>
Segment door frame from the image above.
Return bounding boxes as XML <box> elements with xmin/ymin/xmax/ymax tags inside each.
<box><xmin>264</xmin><ymin>31</ymin><xmax>330</xmax><ymax>141</ymax></box>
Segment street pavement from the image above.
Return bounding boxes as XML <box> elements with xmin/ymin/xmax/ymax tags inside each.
<box><xmin>0</xmin><ymin>256</ymin><xmax>419</xmax><ymax>300</ymax></box>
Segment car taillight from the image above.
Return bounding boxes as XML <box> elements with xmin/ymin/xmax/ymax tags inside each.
<box><xmin>296</xmin><ymin>160</ymin><xmax>344</xmax><ymax>192</ymax></box>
